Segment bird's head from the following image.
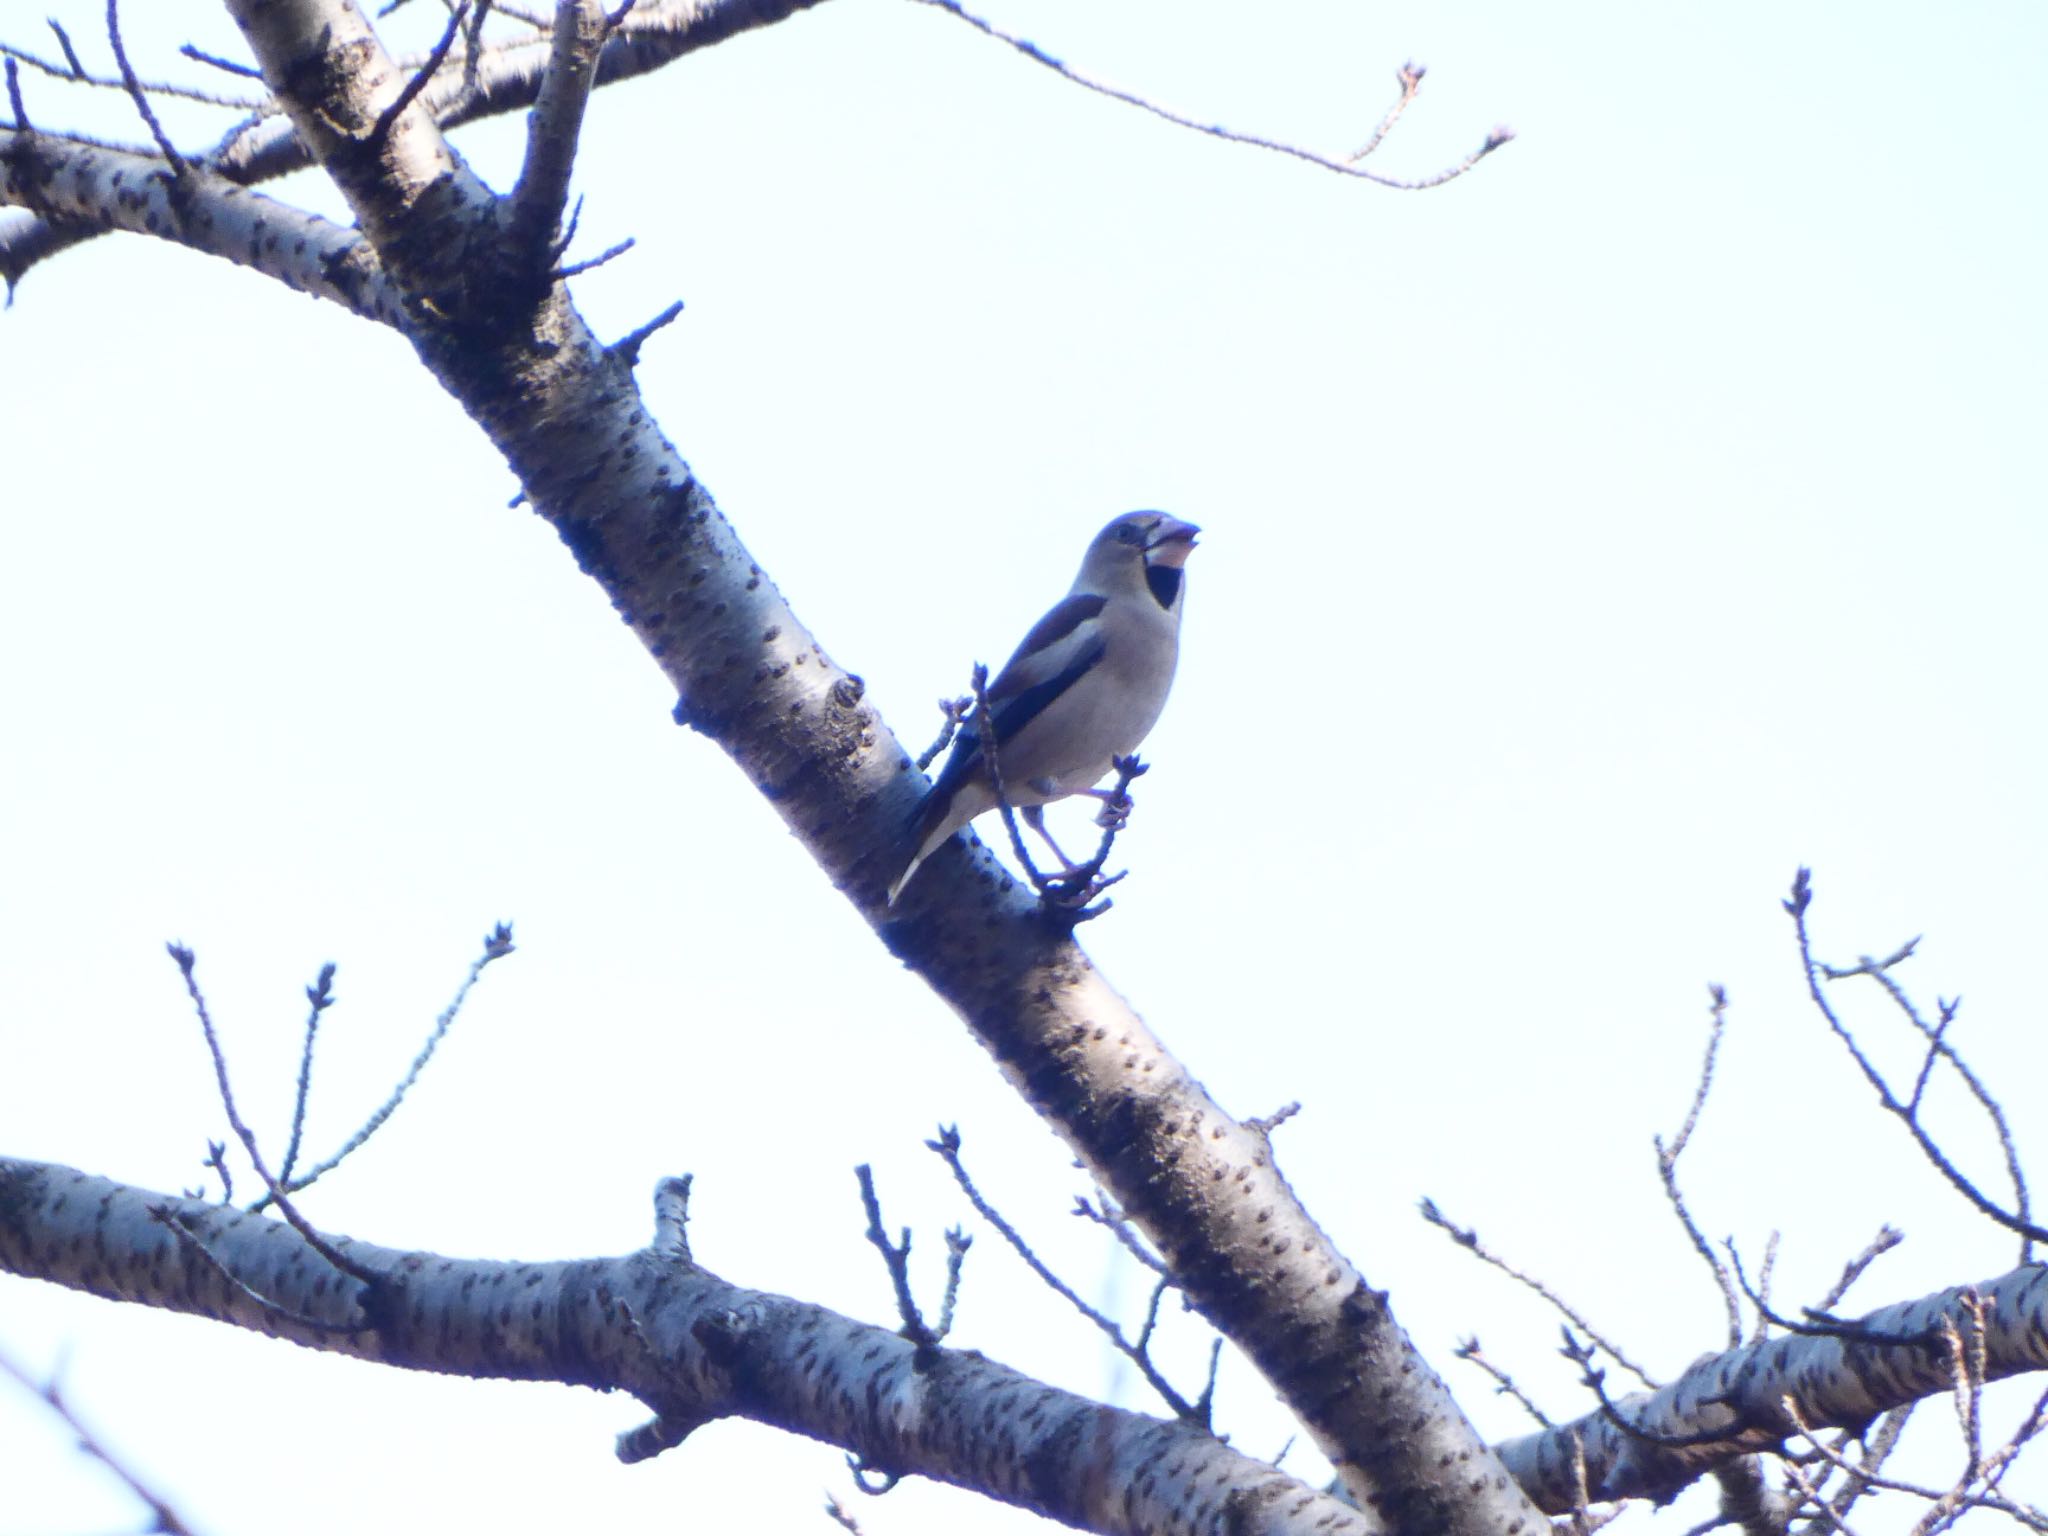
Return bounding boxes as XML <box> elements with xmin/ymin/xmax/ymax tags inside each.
<box><xmin>1080</xmin><ymin>511</ymin><xmax>1200</xmax><ymax>609</ymax></box>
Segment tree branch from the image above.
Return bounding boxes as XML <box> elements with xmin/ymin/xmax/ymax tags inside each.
<box><xmin>0</xmin><ymin>128</ymin><xmax>403</xmax><ymax>319</ymax></box>
<box><xmin>1494</xmin><ymin>1264</ymin><xmax>2048</xmax><ymax>1509</ymax></box>
<box><xmin>0</xmin><ymin>1157</ymin><xmax>1378</xmax><ymax>1536</ymax></box>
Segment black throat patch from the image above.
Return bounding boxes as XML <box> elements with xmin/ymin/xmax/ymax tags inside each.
<box><xmin>1145</xmin><ymin>564</ymin><xmax>1182</xmax><ymax>609</ymax></box>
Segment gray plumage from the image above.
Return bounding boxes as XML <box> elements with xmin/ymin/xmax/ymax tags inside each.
<box><xmin>887</xmin><ymin>511</ymin><xmax>1199</xmax><ymax>905</ymax></box>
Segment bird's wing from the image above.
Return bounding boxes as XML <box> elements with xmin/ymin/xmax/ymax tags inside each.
<box><xmin>986</xmin><ymin>594</ymin><xmax>1109</xmax><ymax>738</ymax></box>
<box><xmin>920</xmin><ymin>593</ymin><xmax>1109</xmax><ymax>811</ymax></box>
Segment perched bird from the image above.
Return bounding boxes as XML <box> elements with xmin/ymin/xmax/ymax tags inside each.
<box><xmin>886</xmin><ymin>511</ymin><xmax>1200</xmax><ymax>905</ymax></box>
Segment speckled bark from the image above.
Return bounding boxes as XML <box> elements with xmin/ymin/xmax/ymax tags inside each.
<box><xmin>0</xmin><ymin>1158</ymin><xmax>1377</xmax><ymax>1536</ymax></box>
<box><xmin>1496</xmin><ymin>1264</ymin><xmax>2048</xmax><ymax>1510</ymax></box>
<box><xmin>7</xmin><ymin>3</ymin><xmax>1538</xmax><ymax>1531</ymax></box>
<box><xmin>0</xmin><ymin>135</ymin><xmax>400</xmax><ymax>320</ymax></box>
<box><xmin>0</xmin><ymin>2</ymin><xmax>835</xmax><ymax>287</ymax></box>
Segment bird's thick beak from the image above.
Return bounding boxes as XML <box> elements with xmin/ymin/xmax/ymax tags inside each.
<box><xmin>1145</xmin><ymin>516</ymin><xmax>1200</xmax><ymax>569</ymax></box>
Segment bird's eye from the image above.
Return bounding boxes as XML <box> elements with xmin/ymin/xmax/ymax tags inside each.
<box><xmin>1114</xmin><ymin>522</ymin><xmax>1147</xmax><ymax>547</ymax></box>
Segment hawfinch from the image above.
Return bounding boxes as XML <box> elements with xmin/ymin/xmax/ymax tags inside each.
<box><xmin>886</xmin><ymin>511</ymin><xmax>1199</xmax><ymax>905</ymax></box>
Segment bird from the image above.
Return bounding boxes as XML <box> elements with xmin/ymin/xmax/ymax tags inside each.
<box><xmin>886</xmin><ymin>510</ymin><xmax>1199</xmax><ymax>905</ymax></box>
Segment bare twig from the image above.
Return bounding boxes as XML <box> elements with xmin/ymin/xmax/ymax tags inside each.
<box><xmin>148</xmin><ymin>1205</ymin><xmax>366</xmax><ymax>1335</ymax></box>
<box><xmin>255</xmin><ymin>923</ymin><xmax>515</xmax><ymax>1208</ymax></box>
<box><xmin>0</xmin><ymin>35</ymin><xmax>262</xmax><ymax>107</ymax></box>
<box><xmin>1422</xmin><ymin>1197</ymin><xmax>1658</xmax><ymax>1390</ymax></box>
<box><xmin>930</xmin><ymin>1124</ymin><xmax>1206</xmax><ymax>1421</ymax></box>
<box><xmin>278</xmin><ymin>961</ymin><xmax>338</xmax><ymax>1186</ymax></box>
<box><xmin>200</xmin><ymin>1138</ymin><xmax>234</xmax><ymax>1204</ymax></box>
<box><xmin>908</xmin><ymin>0</ymin><xmax>1511</xmax><ymax>190</ymax></box>
<box><xmin>855</xmin><ymin>1163</ymin><xmax>942</xmax><ymax>1348</ymax></box>
<box><xmin>1656</xmin><ymin>985</ymin><xmax>1744</xmax><ymax>1347</ymax></box>
<box><xmin>179</xmin><ymin>43</ymin><xmax>263</xmax><ymax>80</ymax></box>
<box><xmin>105</xmin><ymin>0</ymin><xmax>185</xmax><ymax>173</ymax></box>
<box><xmin>165</xmin><ymin>943</ymin><xmax>380</xmax><ymax>1287</ymax></box>
<box><xmin>1817</xmin><ymin>1225</ymin><xmax>1905</xmax><ymax>1312</ymax></box>
<box><xmin>1856</xmin><ymin>963</ymin><xmax>2031</xmax><ymax>1264</ymax></box>
<box><xmin>606</xmin><ymin>296</ymin><xmax>682</xmax><ymax>366</ymax></box>
<box><xmin>915</xmin><ymin>695</ymin><xmax>972</xmax><ymax>772</ymax></box>
<box><xmin>4</xmin><ymin>57</ymin><xmax>26</xmax><ymax>131</ymax></box>
<box><xmin>0</xmin><ymin>1349</ymin><xmax>199</xmax><ymax>1535</ymax></box>
<box><xmin>1453</xmin><ymin>1337</ymin><xmax>1554</xmax><ymax>1429</ymax></box>
<box><xmin>1559</xmin><ymin>1329</ymin><xmax>1726</xmax><ymax>1450</ymax></box>
<box><xmin>555</xmin><ymin>234</ymin><xmax>634</xmax><ymax>280</ymax></box>
<box><xmin>1786</xmin><ymin>869</ymin><xmax>2048</xmax><ymax>1247</ymax></box>
<box><xmin>374</xmin><ymin>0</ymin><xmax>470</xmax><ymax>142</ymax></box>
<box><xmin>1072</xmin><ymin>1192</ymin><xmax>1168</xmax><ymax>1274</ymax></box>
<box><xmin>48</xmin><ymin>20</ymin><xmax>85</xmax><ymax>78</ymax></box>
<box><xmin>1348</xmin><ymin>60</ymin><xmax>1423</xmax><ymax>162</ymax></box>
<box><xmin>1724</xmin><ymin>1241</ymin><xmax>1937</xmax><ymax>1348</ymax></box>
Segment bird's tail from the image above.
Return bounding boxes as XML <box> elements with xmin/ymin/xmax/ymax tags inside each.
<box><xmin>884</xmin><ymin>790</ymin><xmax>954</xmax><ymax>907</ymax></box>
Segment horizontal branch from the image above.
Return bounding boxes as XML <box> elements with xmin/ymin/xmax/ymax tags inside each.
<box><xmin>0</xmin><ymin>1157</ymin><xmax>1377</xmax><ymax>1536</ymax></box>
<box><xmin>0</xmin><ymin>129</ymin><xmax>403</xmax><ymax>322</ymax></box>
<box><xmin>1496</xmin><ymin>1265</ymin><xmax>2048</xmax><ymax>1509</ymax></box>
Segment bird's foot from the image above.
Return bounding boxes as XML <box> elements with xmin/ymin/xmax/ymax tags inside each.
<box><xmin>1036</xmin><ymin>865</ymin><xmax>1127</xmax><ymax>923</ymax></box>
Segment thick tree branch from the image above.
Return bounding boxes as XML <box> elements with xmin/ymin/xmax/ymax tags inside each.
<box><xmin>0</xmin><ymin>129</ymin><xmax>403</xmax><ymax>320</ymax></box>
<box><xmin>0</xmin><ymin>1157</ymin><xmax>1375</xmax><ymax>1536</ymax></box>
<box><xmin>1495</xmin><ymin>1265</ymin><xmax>2048</xmax><ymax>1510</ymax></box>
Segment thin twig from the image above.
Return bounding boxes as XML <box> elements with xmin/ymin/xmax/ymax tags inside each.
<box><xmin>7</xmin><ymin>58</ymin><xmax>30</xmax><ymax>133</ymax></box>
<box><xmin>1656</xmin><ymin>985</ymin><xmax>1744</xmax><ymax>1347</ymax></box>
<box><xmin>165</xmin><ymin>944</ymin><xmax>380</xmax><ymax>1286</ymax></box>
<box><xmin>1072</xmin><ymin>1192</ymin><xmax>1168</xmax><ymax>1274</ymax></box>
<box><xmin>179</xmin><ymin>43</ymin><xmax>263</xmax><ymax>80</ymax></box>
<box><xmin>1786</xmin><ymin>869</ymin><xmax>2048</xmax><ymax>1245</ymax></box>
<box><xmin>1817</xmin><ymin>1225</ymin><xmax>1905</xmax><ymax>1312</ymax></box>
<box><xmin>855</xmin><ymin>1163</ymin><xmax>936</xmax><ymax>1347</ymax></box>
<box><xmin>556</xmin><ymin>234</ymin><xmax>634</xmax><ymax>280</ymax></box>
<box><xmin>1724</xmin><ymin>1241</ymin><xmax>1937</xmax><ymax>1348</ymax></box>
<box><xmin>256</xmin><ymin>923</ymin><xmax>515</xmax><ymax>1208</ymax></box>
<box><xmin>1348</xmin><ymin>61</ymin><xmax>1424</xmax><ymax>161</ymax></box>
<box><xmin>907</xmin><ymin>0</ymin><xmax>1511</xmax><ymax>191</ymax></box>
<box><xmin>1453</xmin><ymin>1337</ymin><xmax>1554</xmax><ymax>1429</ymax></box>
<box><xmin>48</xmin><ymin>20</ymin><xmax>85</xmax><ymax>78</ymax></box>
<box><xmin>1559</xmin><ymin>1329</ymin><xmax>1728</xmax><ymax>1450</ymax></box>
<box><xmin>607</xmin><ymin>296</ymin><xmax>681</xmax><ymax>366</ymax></box>
<box><xmin>279</xmin><ymin>961</ymin><xmax>338</xmax><ymax>1185</ymax></box>
<box><xmin>105</xmin><ymin>0</ymin><xmax>186</xmax><ymax>172</ymax></box>
<box><xmin>0</xmin><ymin>37</ymin><xmax>262</xmax><ymax>107</ymax></box>
<box><xmin>915</xmin><ymin>695</ymin><xmax>972</xmax><ymax>773</ymax></box>
<box><xmin>0</xmin><ymin>1349</ymin><xmax>199</xmax><ymax>1535</ymax></box>
<box><xmin>1421</xmin><ymin>1197</ymin><xmax>1658</xmax><ymax>1390</ymax></box>
<box><xmin>149</xmin><ymin>1205</ymin><xmax>366</xmax><ymax>1334</ymax></box>
<box><xmin>930</xmin><ymin>1125</ymin><xmax>1204</xmax><ymax>1420</ymax></box>
<box><xmin>374</xmin><ymin>0</ymin><xmax>469</xmax><ymax>142</ymax></box>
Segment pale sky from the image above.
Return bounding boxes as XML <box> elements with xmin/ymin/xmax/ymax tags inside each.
<box><xmin>3</xmin><ymin>3</ymin><xmax>2045</xmax><ymax>1532</ymax></box>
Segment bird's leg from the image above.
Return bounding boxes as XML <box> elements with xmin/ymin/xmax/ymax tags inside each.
<box><xmin>1020</xmin><ymin>805</ymin><xmax>1082</xmax><ymax>872</ymax></box>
